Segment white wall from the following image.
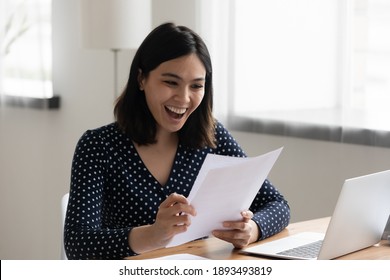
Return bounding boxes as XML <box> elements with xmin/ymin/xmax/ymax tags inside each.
<box><xmin>1</xmin><ymin>0</ymin><xmax>390</xmax><ymax>259</ymax></box>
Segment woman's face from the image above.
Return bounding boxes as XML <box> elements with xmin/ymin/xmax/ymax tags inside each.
<box><xmin>139</xmin><ymin>53</ymin><xmax>206</xmax><ymax>134</ymax></box>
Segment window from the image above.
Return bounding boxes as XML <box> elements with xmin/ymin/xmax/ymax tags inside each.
<box><xmin>228</xmin><ymin>0</ymin><xmax>390</xmax><ymax>147</ymax></box>
<box><xmin>0</xmin><ymin>0</ymin><xmax>57</xmax><ymax>108</ymax></box>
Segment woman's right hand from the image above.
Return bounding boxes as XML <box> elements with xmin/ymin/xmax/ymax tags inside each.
<box><xmin>129</xmin><ymin>193</ymin><xmax>196</xmax><ymax>253</ymax></box>
<box><xmin>152</xmin><ymin>193</ymin><xmax>197</xmax><ymax>245</ymax></box>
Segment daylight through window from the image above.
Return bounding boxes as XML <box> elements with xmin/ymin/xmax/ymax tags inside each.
<box><xmin>0</xmin><ymin>0</ymin><xmax>52</xmax><ymax>99</ymax></box>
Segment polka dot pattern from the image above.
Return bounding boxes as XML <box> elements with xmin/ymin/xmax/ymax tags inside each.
<box><xmin>64</xmin><ymin>122</ymin><xmax>290</xmax><ymax>259</ymax></box>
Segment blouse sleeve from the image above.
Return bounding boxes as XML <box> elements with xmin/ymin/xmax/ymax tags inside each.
<box><xmin>214</xmin><ymin>122</ymin><xmax>291</xmax><ymax>240</ymax></box>
<box><xmin>64</xmin><ymin>130</ymin><xmax>135</xmax><ymax>259</ymax></box>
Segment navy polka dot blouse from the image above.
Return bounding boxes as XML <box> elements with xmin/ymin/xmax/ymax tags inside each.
<box><xmin>64</xmin><ymin>121</ymin><xmax>290</xmax><ymax>259</ymax></box>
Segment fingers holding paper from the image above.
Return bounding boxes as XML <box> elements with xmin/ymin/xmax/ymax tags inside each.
<box><xmin>153</xmin><ymin>193</ymin><xmax>197</xmax><ymax>243</ymax></box>
<box><xmin>212</xmin><ymin>210</ymin><xmax>259</xmax><ymax>248</ymax></box>
<box><xmin>129</xmin><ymin>193</ymin><xmax>197</xmax><ymax>254</ymax></box>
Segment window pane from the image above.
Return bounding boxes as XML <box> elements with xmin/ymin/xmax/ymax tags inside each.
<box><xmin>232</xmin><ymin>0</ymin><xmax>390</xmax><ymax>132</ymax></box>
<box><xmin>359</xmin><ymin>1</ymin><xmax>390</xmax><ymax>110</ymax></box>
<box><xmin>233</xmin><ymin>0</ymin><xmax>339</xmax><ymax>113</ymax></box>
<box><xmin>0</xmin><ymin>0</ymin><xmax>52</xmax><ymax>98</ymax></box>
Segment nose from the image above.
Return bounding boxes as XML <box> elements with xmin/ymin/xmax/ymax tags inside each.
<box><xmin>174</xmin><ymin>86</ymin><xmax>191</xmax><ymax>103</ymax></box>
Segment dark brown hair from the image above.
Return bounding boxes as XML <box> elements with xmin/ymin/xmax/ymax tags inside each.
<box><xmin>114</xmin><ymin>23</ymin><xmax>216</xmax><ymax>149</ymax></box>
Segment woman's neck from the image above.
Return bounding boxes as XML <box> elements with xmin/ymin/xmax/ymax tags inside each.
<box><xmin>154</xmin><ymin>129</ymin><xmax>178</xmax><ymax>148</ymax></box>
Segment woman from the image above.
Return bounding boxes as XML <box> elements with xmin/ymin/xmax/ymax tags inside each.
<box><xmin>64</xmin><ymin>22</ymin><xmax>290</xmax><ymax>259</ymax></box>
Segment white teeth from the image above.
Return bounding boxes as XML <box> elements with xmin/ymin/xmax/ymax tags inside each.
<box><xmin>166</xmin><ymin>106</ymin><xmax>187</xmax><ymax>114</ymax></box>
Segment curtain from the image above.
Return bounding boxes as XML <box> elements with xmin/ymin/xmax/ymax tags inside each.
<box><xmin>197</xmin><ymin>0</ymin><xmax>234</xmax><ymax>125</ymax></box>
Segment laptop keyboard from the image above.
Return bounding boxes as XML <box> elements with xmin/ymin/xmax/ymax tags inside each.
<box><xmin>276</xmin><ymin>240</ymin><xmax>323</xmax><ymax>259</ymax></box>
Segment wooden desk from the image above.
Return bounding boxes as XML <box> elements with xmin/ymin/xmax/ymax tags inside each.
<box><xmin>127</xmin><ymin>217</ymin><xmax>390</xmax><ymax>260</ymax></box>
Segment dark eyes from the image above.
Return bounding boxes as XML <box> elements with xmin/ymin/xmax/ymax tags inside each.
<box><xmin>163</xmin><ymin>80</ymin><xmax>204</xmax><ymax>90</ymax></box>
<box><xmin>164</xmin><ymin>80</ymin><xmax>178</xmax><ymax>86</ymax></box>
<box><xmin>191</xmin><ymin>84</ymin><xmax>204</xmax><ymax>90</ymax></box>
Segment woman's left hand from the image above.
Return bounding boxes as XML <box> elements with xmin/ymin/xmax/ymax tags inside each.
<box><xmin>212</xmin><ymin>210</ymin><xmax>259</xmax><ymax>248</ymax></box>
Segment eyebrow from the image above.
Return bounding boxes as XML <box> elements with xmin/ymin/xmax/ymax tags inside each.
<box><xmin>161</xmin><ymin>73</ymin><xmax>205</xmax><ymax>82</ymax></box>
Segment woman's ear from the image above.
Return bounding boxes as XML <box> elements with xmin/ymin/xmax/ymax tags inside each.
<box><xmin>138</xmin><ymin>69</ymin><xmax>145</xmax><ymax>91</ymax></box>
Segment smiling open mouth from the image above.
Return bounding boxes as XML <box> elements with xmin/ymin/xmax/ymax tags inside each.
<box><xmin>165</xmin><ymin>106</ymin><xmax>187</xmax><ymax>119</ymax></box>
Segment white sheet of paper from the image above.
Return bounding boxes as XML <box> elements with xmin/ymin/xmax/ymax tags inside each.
<box><xmin>166</xmin><ymin>147</ymin><xmax>283</xmax><ymax>247</ymax></box>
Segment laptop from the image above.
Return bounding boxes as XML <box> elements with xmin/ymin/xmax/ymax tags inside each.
<box><xmin>241</xmin><ymin>170</ymin><xmax>390</xmax><ymax>260</ymax></box>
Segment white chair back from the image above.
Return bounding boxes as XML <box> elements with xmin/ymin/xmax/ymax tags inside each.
<box><xmin>60</xmin><ymin>193</ymin><xmax>69</xmax><ymax>260</ymax></box>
